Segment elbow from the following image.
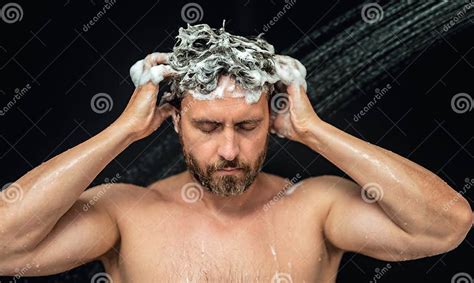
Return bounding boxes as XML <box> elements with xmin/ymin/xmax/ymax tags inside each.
<box><xmin>439</xmin><ymin>203</ymin><xmax>472</xmax><ymax>253</ymax></box>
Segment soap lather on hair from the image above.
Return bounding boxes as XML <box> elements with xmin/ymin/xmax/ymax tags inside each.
<box><xmin>129</xmin><ymin>22</ymin><xmax>307</xmax><ymax>106</ymax></box>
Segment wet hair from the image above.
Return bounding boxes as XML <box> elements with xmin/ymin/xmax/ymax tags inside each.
<box><xmin>165</xmin><ymin>22</ymin><xmax>278</xmax><ymax>107</ymax></box>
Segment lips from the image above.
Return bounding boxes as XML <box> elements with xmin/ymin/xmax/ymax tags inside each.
<box><xmin>219</xmin><ymin>167</ymin><xmax>241</xmax><ymax>171</ymax></box>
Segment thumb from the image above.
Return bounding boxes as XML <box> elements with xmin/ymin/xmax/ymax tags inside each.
<box><xmin>157</xmin><ymin>103</ymin><xmax>178</xmax><ymax>120</ymax></box>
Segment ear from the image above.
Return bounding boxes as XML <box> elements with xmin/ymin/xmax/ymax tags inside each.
<box><xmin>171</xmin><ymin>110</ymin><xmax>181</xmax><ymax>133</ymax></box>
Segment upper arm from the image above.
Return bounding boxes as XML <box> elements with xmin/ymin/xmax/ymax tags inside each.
<box><xmin>316</xmin><ymin>175</ymin><xmax>446</xmax><ymax>261</ymax></box>
<box><xmin>1</xmin><ymin>183</ymin><xmax>126</xmax><ymax>276</ymax></box>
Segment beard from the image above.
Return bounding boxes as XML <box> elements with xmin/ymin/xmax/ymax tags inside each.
<box><xmin>179</xmin><ymin>132</ymin><xmax>268</xmax><ymax>197</ymax></box>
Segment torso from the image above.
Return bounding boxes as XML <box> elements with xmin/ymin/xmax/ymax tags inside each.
<box><xmin>99</xmin><ymin>172</ymin><xmax>344</xmax><ymax>282</ymax></box>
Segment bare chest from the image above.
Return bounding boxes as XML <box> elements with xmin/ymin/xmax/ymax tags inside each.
<box><xmin>105</xmin><ymin>197</ymin><xmax>340</xmax><ymax>282</ymax></box>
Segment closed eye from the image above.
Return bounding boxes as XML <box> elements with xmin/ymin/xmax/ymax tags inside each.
<box><xmin>198</xmin><ymin>122</ymin><xmax>220</xmax><ymax>133</ymax></box>
<box><xmin>236</xmin><ymin>124</ymin><xmax>257</xmax><ymax>131</ymax></box>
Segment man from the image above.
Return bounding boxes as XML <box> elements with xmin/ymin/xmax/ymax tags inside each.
<box><xmin>0</xmin><ymin>24</ymin><xmax>471</xmax><ymax>283</ymax></box>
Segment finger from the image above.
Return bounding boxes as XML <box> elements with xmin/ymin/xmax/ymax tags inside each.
<box><xmin>138</xmin><ymin>82</ymin><xmax>159</xmax><ymax>97</ymax></box>
<box><xmin>130</xmin><ymin>59</ymin><xmax>145</xmax><ymax>87</ymax></box>
<box><xmin>139</xmin><ymin>65</ymin><xmax>178</xmax><ymax>86</ymax></box>
<box><xmin>158</xmin><ymin>103</ymin><xmax>178</xmax><ymax>118</ymax></box>
<box><xmin>144</xmin><ymin>52</ymin><xmax>171</xmax><ymax>69</ymax></box>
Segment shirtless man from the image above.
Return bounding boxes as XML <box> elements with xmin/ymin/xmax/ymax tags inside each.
<box><xmin>0</xmin><ymin>25</ymin><xmax>472</xmax><ymax>283</ymax></box>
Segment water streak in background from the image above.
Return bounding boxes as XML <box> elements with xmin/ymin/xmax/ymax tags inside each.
<box><xmin>288</xmin><ymin>0</ymin><xmax>474</xmax><ymax>118</ymax></box>
<box><xmin>120</xmin><ymin>0</ymin><xmax>474</xmax><ymax>186</ymax></box>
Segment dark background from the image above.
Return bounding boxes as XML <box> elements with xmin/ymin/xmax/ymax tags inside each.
<box><xmin>0</xmin><ymin>0</ymin><xmax>472</xmax><ymax>282</ymax></box>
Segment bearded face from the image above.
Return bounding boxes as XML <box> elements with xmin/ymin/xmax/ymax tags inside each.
<box><xmin>174</xmin><ymin>75</ymin><xmax>271</xmax><ymax>197</ymax></box>
<box><xmin>179</xmin><ymin>130</ymin><xmax>268</xmax><ymax>197</ymax></box>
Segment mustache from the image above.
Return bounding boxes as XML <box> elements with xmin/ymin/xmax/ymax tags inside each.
<box><xmin>211</xmin><ymin>159</ymin><xmax>247</xmax><ymax>171</ymax></box>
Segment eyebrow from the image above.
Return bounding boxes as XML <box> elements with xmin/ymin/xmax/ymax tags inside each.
<box><xmin>191</xmin><ymin>118</ymin><xmax>263</xmax><ymax>126</ymax></box>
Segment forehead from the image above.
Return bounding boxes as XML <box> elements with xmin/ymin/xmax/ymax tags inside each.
<box><xmin>181</xmin><ymin>75</ymin><xmax>268</xmax><ymax>120</ymax></box>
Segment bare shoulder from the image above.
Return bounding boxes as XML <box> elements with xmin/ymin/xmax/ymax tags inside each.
<box><xmin>82</xmin><ymin>182</ymin><xmax>148</xmax><ymax>203</ymax></box>
<box><xmin>80</xmin><ymin>182</ymin><xmax>157</xmax><ymax>218</ymax></box>
<box><xmin>283</xmin><ymin>174</ymin><xmax>360</xmax><ymax>211</ymax></box>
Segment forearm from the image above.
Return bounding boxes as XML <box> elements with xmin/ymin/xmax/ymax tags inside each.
<box><xmin>0</xmin><ymin>122</ymin><xmax>135</xmax><ymax>248</ymax></box>
<box><xmin>302</xmin><ymin>120</ymin><xmax>472</xmax><ymax>236</ymax></box>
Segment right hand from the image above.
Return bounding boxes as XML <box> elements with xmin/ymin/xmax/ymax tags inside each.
<box><xmin>115</xmin><ymin>53</ymin><xmax>179</xmax><ymax>141</ymax></box>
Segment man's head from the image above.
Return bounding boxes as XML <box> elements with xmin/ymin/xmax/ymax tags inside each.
<box><xmin>173</xmin><ymin>75</ymin><xmax>271</xmax><ymax>197</ymax></box>
<box><xmin>162</xmin><ymin>23</ymin><xmax>280</xmax><ymax>197</ymax></box>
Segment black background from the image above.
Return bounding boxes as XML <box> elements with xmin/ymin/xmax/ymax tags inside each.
<box><xmin>0</xmin><ymin>0</ymin><xmax>472</xmax><ymax>282</ymax></box>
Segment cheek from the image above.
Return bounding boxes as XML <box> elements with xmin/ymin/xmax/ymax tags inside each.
<box><xmin>240</xmin><ymin>128</ymin><xmax>268</xmax><ymax>155</ymax></box>
<box><xmin>181</xmin><ymin>130</ymin><xmax>215</xmax><ymax>160</ymax></box>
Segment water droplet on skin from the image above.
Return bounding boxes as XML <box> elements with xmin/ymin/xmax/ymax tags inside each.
<box><xmin>270</xmin><ymin>245</ymin><xmax>276</xmax><ymax>256</ymax></box>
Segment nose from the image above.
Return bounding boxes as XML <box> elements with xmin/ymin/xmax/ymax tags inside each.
<box><xmin>217</xmin><ymin>128</ymin><xmax>240</xmax><ymax>161</ymax></box>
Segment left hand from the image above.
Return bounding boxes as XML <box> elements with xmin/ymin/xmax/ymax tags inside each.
<box><xmin>269</xmin><ymin>82</ymin><xmax>321</xmax><ymax>143</ymax></box>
